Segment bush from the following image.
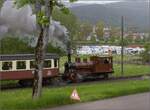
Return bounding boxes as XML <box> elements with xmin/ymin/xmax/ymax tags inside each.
<box><xmin>0</xmin><ymin>36</ymin><xmax>34</xmax><ymax>54</ymax></box>
<box><xmin>0</xmin><ymin>36</ymin><xmax>65</xmax><ymax>55</ymax></box>
<box><xmin>141</xmin><ymin>42</ymin><xmax>150</xmax><ymax>63</ymax></box>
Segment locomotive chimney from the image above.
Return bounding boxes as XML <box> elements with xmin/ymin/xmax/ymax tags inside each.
<box><xmin>67</xmin><ymin>41</ymin><xmax>71</xmax><ymax>63</ymax></box>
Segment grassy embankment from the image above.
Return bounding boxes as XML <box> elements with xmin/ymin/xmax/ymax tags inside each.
<box><xmin>0</xmin><ymin>79</ymin><xmax>150</xmax><ymax>110</ymax></box>
<box><xmin>114</xmin><ymin>64</ymin><xmax>150</xmax><ymax>76</ymax></box>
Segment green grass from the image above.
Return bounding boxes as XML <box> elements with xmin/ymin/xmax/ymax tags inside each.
<box><xmin>112</xmin><ymin>55</ymin><xmax>141</xmax><ymax>62</ymax></box>
<box><xmin>0</xmin><ymin>79</ymin><xmax>150</xmax><ymax>110</ymax></box>
<box><xmin>0</xmin><ymin>80</ymin><xmax>18</xmax><ymax>86</ymax></box>
<box><xmin>114</xmin><ymin>64</ymin><xmax>150</xmax><ymax>77</ymax></box>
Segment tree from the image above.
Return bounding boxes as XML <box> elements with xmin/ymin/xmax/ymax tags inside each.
<box><xmin>0</xmin><ymin>0</ymin><xmax>4</xmax><ymax>8</ymax></box>
<box><xmin>95</xmin><ymin>21</ymin><xmax>104</xmax><ymax>40</ymax></box>
<box><xmin>15</xmin><ymin>0</ymin><xmax>77</xmax><ymax>99</ymax></box>
<box><xmin>110</xmin><ymin>27</ymin><xmax>120</xmax><ymax>38</ymax></box>
<box><xmin>78</xmin><ymin>21</ymin><xmax>92</xmax><ymax>40</ymax></box>
<box><xmin>52</xmin><ymin>8</ymin><xmax>79</xmax><ymax>40</ymax></box>
<box><xmin>0</xmin><ymin>36</ymin><xmax>34</xmax><ymax>54</ymax></box>
<box><xmin>141</xmin><ymin>42</ymin><xmax>150</xmax><ymax>63</ymax></box>
<box><xmin>47</xmin><ymin>43</ymin><xmax>65</xmax><ymax>55</ymax></box>
<box><xmin>52</xmin><ymin>7</ymin><xmax>79</xmax><ymax>50</ymax></box>
<box><xmin>0</xmin><ymin>35</ymin><xmax>64</xmax><ymax>55</ymax></box>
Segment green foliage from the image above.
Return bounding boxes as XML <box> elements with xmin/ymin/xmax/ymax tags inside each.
<box><xmin>0</xmin><ymin>36</ymin><xmax>65</xmax><ymax>55</ymax></box>
<box><xmin>52</xmin><ymin>8</ymin><xmax>79</xmax><ymax>40</ymax></box>
<box><xmin>60</xmin><ymin>7</ymin><xmax>70</xmax><ymax>14</ymax></box>
<box><xmin>47</xmin><ymin>43</ymin><xmax>65</xmax><ymax>55</ymax></box>
<box><xmin>77</xmin><ymin>21</ymin><xmax>93</xmax><ymax>40</ymax></box>
<box><xmin>0</xmin><ymin>0</ymin><xmax>4</xmax><ymax>8</ymax></box>
<box><xmin>37</xmin><ymin>11</ymin><xmax>49</xmax><ymax>26</ymax></box>
<box><xmin>90</xmin><ymin>35</ymin><xmax>97</xmax><ymax>43</ymax></box>
<box><xmin>110</xmin><ymin>27</ymin><xmax>120</xmax><ymax>37</ymax></box>
<box><xmin>118</xmin><ymin>38</ymin><xmax>130</xmax><ymax>46</ymax></box>
<box><xmin>69</xmin><ymin>0</ymin><xmax>78</xmax><ymax>2</ymax></box>
<box><xmin>0</xmin><ymin>36</ymin><xmax>34</xmax><ymax>54</ymax></box>
<box><xmin>59</xmin><ymin>0</ymin><xmax>77</xmax><ymax>14</ymax></box>
<box><xmin>95</xmin><ymin>21</ymin><xmax>104</xmax><ymax>38</ymax></box>
<box><xmin>14</xmin><ymin>0</ymin><xmax>35</xmax><ymax>8</ymax></box>
<box><xmin>141</xmin><ymin>42</ymin><xmax>150</xmax><ymax>63</ymax></box>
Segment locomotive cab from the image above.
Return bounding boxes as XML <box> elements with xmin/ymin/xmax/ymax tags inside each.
<box><xmin>90</xmin><ymin>56</ymin><xmax>113</xmax><ymax>73</ymax></box>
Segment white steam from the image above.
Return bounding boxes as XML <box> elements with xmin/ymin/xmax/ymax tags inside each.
<box><xmin>0</xmin><ymin>1</ymin><xmax>36</xmax><ymax>34</ymax></box>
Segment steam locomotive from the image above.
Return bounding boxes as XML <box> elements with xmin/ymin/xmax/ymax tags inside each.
<box><xmin>63</xmin><ymin>55</ymin><xmax>113</xmax><ymax>83</ymax></box>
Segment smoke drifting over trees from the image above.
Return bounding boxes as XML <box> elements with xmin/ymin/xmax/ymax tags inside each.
<box><xmin>0</xmin><ymin>1</ymin><xmax>36</xmax><ymax>35</ymax></box>
<box><xmin>0</xmin><ymin>0</ymin><xmax>69</xmax><ymax>50</ymax></box>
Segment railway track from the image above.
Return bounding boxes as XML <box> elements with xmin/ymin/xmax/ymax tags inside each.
<box><xmin>1</xmin><ymin>74</ymin><xmax>150</xmax><ymax>90</ymax></box>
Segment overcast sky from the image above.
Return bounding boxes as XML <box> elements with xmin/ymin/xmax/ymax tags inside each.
<box><xmin>63</xmin><ymin>0</ymin><xmax>149</xmax><ymax>7</ymax></box>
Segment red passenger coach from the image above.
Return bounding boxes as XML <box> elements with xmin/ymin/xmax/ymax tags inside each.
<box><xmin>0</xmin><ymin>54</ymin><xmax>59</xmax><ymax>85</ymax></box>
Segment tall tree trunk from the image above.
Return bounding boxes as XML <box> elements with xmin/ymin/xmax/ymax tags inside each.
<box><xmin>32</xmin><ymin>0</ymin><xmax>43</xmax><ymax>99</ymax></box>
<box><xmin>32</xmin><ymin>0</ymin><xmax>52</xmax><ymax>99</ymax></box>
<box><xmin>32</xmin><ymin>26</ymin><xmax>49</xmax><ymax>99</ymax></box>
<box><xmin>32</xmin><ymin>27</ymin><xmax>45</xmax><ymax>98</ymax></box>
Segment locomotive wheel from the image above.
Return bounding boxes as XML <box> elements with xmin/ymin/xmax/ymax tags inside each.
<box><xmin>70</xmin><ymin>73</ymin><xmax>83</xmax><ymax>83</ymax></box>
<box><xmin>76</xmin><ymin>74</ymin><xmax>83</xmax><ymax>82</ymax></box>
<box><xmin>70</xmin><ymin>73</ymin><xmax>76</xmax><ymax>83</ymax></box>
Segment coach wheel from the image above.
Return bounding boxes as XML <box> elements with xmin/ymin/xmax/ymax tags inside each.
<box><xmin>103</xmin><ymin>74</ymin><xmax>109</xmax><ymax>79</ymax></box>
<box><xmin>50</xmin><ymin>77</ymin><xmax>61</xmax><ymax>86</ymax></box>
<box><xmin>19</xmin><ymin>80</ymin><xmax>32</xmax><ymax>87</ymax></box>
<box><xmin>70</xmin><ymin>73</ymin><xmax>83</xmax><ymax>83</ymax></box>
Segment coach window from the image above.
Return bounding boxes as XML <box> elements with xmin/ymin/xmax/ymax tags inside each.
<box><xmin>44</xmin><ymin>60</ymin><xmax>51</xmax><ymax>68</ymax></box>
<box><xmin>54</xmin><ymin>59</ymin><xmax>57</xmax><ymax>67</ymax></box>
<box><xmin>30</xmin><ymin>61</ymin><xmax>35</xmax><ymax>69</ymax></box>
<box><xmin>104</xmin><ymin>58</ymin><xmax>109</xmax><ymax>64</ymax></box>
<box><xmin>17</xmin><ymin>61</ymin><xmax>26</xmax><ymax>69</ymax></box>
<box><xmin>2</xmin><ymin>62</ymin><xmax>12</xmax><ymax>70</ymax></box>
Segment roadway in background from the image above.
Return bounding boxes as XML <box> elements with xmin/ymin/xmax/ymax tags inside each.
<box><xmin>46</xmin><ymin>92</ymin><xmax>150</xmax><ymax>110</ymax></box>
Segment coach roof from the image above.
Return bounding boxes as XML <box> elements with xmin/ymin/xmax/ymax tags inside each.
<box><xmin>0</xmin><ymin>53</ymin><xmax>59</xmax><ymax>61</ymax></box>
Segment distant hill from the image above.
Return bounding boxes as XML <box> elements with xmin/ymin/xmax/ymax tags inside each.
<box><xmin>70</xmin><ymin>1</ymin><xmax>149</xmax><ymax>32</ymax></box>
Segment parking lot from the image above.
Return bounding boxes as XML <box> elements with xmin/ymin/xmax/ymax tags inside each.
<box><xmin>76</xmin><ymin>45</ymin><xmax>145</xmax><ymax>55</ymax></box>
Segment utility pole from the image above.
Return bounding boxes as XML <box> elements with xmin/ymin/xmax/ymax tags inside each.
<box><xmin>121</xmin><ymin>16</ymin><xmax>124</xmax><ymax>76</ymax></box>
<box><xmin>67</xmin><ymin>40</ymin><xmax>71</xmax><ymax>63</ymax></box>
<box><xmin>149</xmin><ymin>0</ymin><xmax>150</xmax><ymax>41</ymax></box>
